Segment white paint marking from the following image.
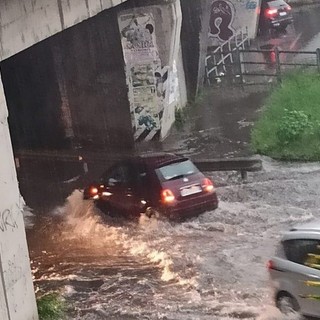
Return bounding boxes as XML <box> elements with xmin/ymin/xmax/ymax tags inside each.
<box><xmin>290</xmin><ymin>32</ymin><xmax>302</xmax><ymax>50</ymax></box>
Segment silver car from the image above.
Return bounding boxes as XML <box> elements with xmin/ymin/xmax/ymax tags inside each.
<box><xmin>269</xmin><ymin>221</ymin><xmax>320</xmax><ymax>317</ymax></box>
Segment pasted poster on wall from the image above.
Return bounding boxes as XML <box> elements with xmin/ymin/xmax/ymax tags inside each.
<box><xmin>119</xmin><ymin>12</ymin><xmax>169</xmax><ymax>141</ymax></box>
<box><xmin>132</xmin><ymin>85</ymin><xmax>159</xmax><ymax>139</ymax></box>
<box><xmin>119</xmin><ymin>13</ymin><xmax>159</xmax><ymax>65</ymax></box>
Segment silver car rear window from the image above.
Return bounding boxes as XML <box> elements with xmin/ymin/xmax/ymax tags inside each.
<box><xmin>156</xmin><ymin>160</ymin><xmax>199</xmax><ymax>182</ymax></box>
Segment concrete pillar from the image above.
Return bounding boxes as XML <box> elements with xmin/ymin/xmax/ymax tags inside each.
<box><xmin>118</xmin><ymin>0</ymin><xmax>185</xmax><ymax>142</ymax></box>
<box><xmin>0</xmin><ymin>76</ymin><xmax>38</xmax><ymax>320</ymax></box>
<box><xmin>180</xmin><ymin>0</ymin><xmax>211</xmax><ymax>100</ymax></box>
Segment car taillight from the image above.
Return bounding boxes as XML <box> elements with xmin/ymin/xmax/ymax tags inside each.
<box><xmin>161</xmin><ymin>189</ymin><xmax>175</xmax><ymax>204</ymax></box>
<box><xmin>202</xmin><ymin>178</ymin><xmax>215</xmax><ymax>193</ymax></box>
<box><xmin>286</xmin><ymin>5</ymin><xmax>291</xmax><ymax>10</ymax></box>
<box><xmin>90</xmin><ymin>187</ymin><xmax>99</xmax><ymax>195</ymax></box>
<box><xmin>267</xmin><ymin>260</ymin><xmax>274</xmax><ymax>270</ymax></box>
<box><xmin>266</xmin><ymin>8</ymin><xmax>278</xmax><ymax>16</ymax></box>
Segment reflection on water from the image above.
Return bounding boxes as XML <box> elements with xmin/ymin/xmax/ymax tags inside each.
<box><xmin>27</xmin><ymin>158</ymin><xmax>320</xmax><ymax>319</ymax></box>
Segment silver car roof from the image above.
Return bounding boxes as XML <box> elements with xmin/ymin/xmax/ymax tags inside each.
<box><xmin>282</xmin><ymin>220</ymin><xmax>320</xmax><ymax>241</ymax></box>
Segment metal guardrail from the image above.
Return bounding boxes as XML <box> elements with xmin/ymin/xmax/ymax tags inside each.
<box><xmin>193</xmin><ymin>158</ymin><xmax>263</xmax><ymax>180</ymax></box>
<box><xmin>205</xmin><ymin>27</ymin><xmax>251</xmax><ymax>85</ymax></box>
<box><xmin>14</xmin><ymin>150</ymin><xmax>263</xmax><ymax>181</ymax></box>
<box><xmin>205</xmin><ymin>47</ymin><xmax>320</xmax><ymax>85</ymax></box>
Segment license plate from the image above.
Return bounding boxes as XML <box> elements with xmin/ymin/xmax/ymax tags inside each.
<box><xmin>279</xmin><ymin>12</ymin><xmax>287</xmax><ymax>16</ymax></box>
<box><xmin>180</xmin><ymin>185</ymin><xmax>202</xmax><ymax>197</ymax></box>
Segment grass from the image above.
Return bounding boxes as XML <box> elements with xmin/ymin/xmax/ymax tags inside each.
<box><xmin>251</xmin><ymin>71</ymin><xmax>320</xmax><ymax>161</ymax></box>
<box><xmin>37</xmin><ymin>293</ymin><xmax>67</xmax><ymax>320</ymax></box>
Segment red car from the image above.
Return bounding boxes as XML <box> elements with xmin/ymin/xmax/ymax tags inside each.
<box><xmin>83</xmin><ymin>153</ymin><xmax>218</xmax><ymax>220</ymax></box>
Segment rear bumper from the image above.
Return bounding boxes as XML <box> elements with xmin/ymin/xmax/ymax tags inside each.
<box><xmin>162</xmin><ymin>192</ymin><xmax>218</xmax><ymax>220</ymax></box>
<box><xmin>269</xmin><ymin>17</ymin><xmax>293</xmax><ymax>27</ymax></box>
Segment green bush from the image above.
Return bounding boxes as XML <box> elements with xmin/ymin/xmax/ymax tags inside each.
<box><xmin>37</xmin><ymin>293</ymin><xmax>67</xmax><ymax>320</ymax></box>
<box><xmin>276</xmin><ymin>109</ymin><xmax>313</xmax><ymax>145</ymax></box>
<box><xmin>251</xmin><ymin>71</ymin><xmax>320</xmax><ymax>160</ymax></box>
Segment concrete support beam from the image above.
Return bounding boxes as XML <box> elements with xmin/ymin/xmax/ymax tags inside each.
<box><xmin>0</xmin><ymin>0</ymin><xmax>129</xmax><ymax>61</ymax></box>
<box><xmin>180</xmin><ymin>0</ymin><xmax>211</xmax><ymax>100</ymax></box>
<box><xmin>0</xmin><ymin>77</ymin><xmax>38</xmax><ymax>320</ymax></box>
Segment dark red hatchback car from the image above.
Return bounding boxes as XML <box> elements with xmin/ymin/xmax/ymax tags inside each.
<box><xmin>83</xmin><ymin>153</ymin><xmax>218</xmax><ymax>220</ymax></box>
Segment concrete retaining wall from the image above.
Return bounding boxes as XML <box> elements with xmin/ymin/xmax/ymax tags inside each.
<box><xmin>208</xmin><ymin>0</ymin><xmax>261</xmax><ymax>46</ymax></box>
<box><xmin>0</xmin><ymin>79</ymin><xmax>38</xmax><ymax>319</ymax></box>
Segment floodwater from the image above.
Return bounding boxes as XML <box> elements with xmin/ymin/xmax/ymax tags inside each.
<box><xmin>26</xmin><ymin>157</ymin><xmax>320</xmax><ymax>319</ymax></box>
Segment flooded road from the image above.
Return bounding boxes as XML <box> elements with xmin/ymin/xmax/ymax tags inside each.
<box><xmin>26</xmin><ymin>157</ymin><xmax>320</xmax><ymax>319</ymax></box>
<box><xmin>255</xmin><ymin>3</ymin><xmax>320</xmax><ymax>51</ymax></box>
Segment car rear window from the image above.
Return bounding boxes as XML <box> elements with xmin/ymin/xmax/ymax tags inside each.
<box><xmin>266</xmin><ymin>0</ymin><xmax>287</xmax><ymax>7</ymax></box>
<box><xmin>155</xmin><ymin>160</ymin><xmax>199</xmax><ymax>182</ymax></box>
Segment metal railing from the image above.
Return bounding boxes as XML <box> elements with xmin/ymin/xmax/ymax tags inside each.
<box><xmin>205</xmin><ymin>47</ymin><xmax>320</xmax><ymax>86</ymax></box>
<box><xmin>205</xmin><ymin>27</ymin><xmax>251</xmax><ymax>85</ymax></box>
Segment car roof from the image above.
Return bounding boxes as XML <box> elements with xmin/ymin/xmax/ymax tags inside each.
<box><xmin>280</xmin><ymin>220</ymin><xmax>320</xmax><ymax>241</ymax></box>
<box><xmin>135</xmin><ymin>152</ymin><xmax>188</xmax><ymax>169</ymax></box>
<box><xmin>289</xmin><ymin>220</ymin><xmax>320</xmax><ymax>233</ymax></box>
<box><xmin>263</xmin><ymin>0</ymin><xmax>288</xmax><ymax>6</ymax></box>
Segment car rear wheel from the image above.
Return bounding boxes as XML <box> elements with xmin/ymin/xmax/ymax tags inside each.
<box><xmin>276</xmin><ymin>292</ymin><xmax>300</xmax><ymax>315</ymax></box>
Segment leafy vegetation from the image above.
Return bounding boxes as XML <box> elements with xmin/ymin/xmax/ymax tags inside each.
<box><xmin>37</xmin><ymin>293</ymin><xmax>67</xmax><ymax>320</ymax></box>
<box><xmin>251</xmin><ymin>71</ymin><xmax>320</xmax><ymax>160</ymax></box>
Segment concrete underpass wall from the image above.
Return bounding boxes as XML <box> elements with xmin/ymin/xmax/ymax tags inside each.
<box><xmin>0</xmin><ymin>0</ymin><xmax>129</xmax><ymax>61</ymax></box>
<box><xmin>0</xmin><ymin>78</ymin><xmax>38</xmax><ymax>319</ymax></box>
<box><xmin>208</xmin><ymin>0</ymin><xmax>261</xmax><ymax>46</ymax></box>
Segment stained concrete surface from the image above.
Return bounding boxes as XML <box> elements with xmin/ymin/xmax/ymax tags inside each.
<box><xmin>162</xmin><ymin>85</ymin><xmax>271</xmax><ymax>159</ymax></box>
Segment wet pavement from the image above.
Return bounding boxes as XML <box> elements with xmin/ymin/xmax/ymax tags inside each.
<box><xmin>162</xmin><ymin>86</ymin><xmax>270</xmax><ymax>160</ymax></box>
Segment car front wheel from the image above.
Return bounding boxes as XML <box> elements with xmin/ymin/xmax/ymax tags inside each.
<box><xmin>276</xmin><ymin>292</ymin><xmax>300</xmax><ymax>315</ymax></box>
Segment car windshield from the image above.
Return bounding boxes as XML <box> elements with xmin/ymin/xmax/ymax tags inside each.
<box><xmin>156</xmin><ymin>160</ymin><xmax>199</xmax><ymax>181</ymax></box>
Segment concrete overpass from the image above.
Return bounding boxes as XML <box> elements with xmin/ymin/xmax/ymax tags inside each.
<box><xmin>0</xmin><ymin>0</ymin><xmax>260</xmax><ymax>318</ymax></box>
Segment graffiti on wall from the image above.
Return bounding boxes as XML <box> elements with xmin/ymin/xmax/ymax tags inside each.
<box><xmin>119</xmin><ymin>13</ymin><xmax>169</xmax><ymax>141</ymax></box>
<box><xmin>209</xmin><ymin>0</ymin><xmax>235</xmax><ymax>44</ymax></box>
<box><xmin>0</xmin><ymin>206</ymin><xmax>19</xmax><ymax>233</ymax></box>
<box><xmin>246</xmin><ymin>0</ymin><xmax>257</xmax><ymax>10</ymax></box>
